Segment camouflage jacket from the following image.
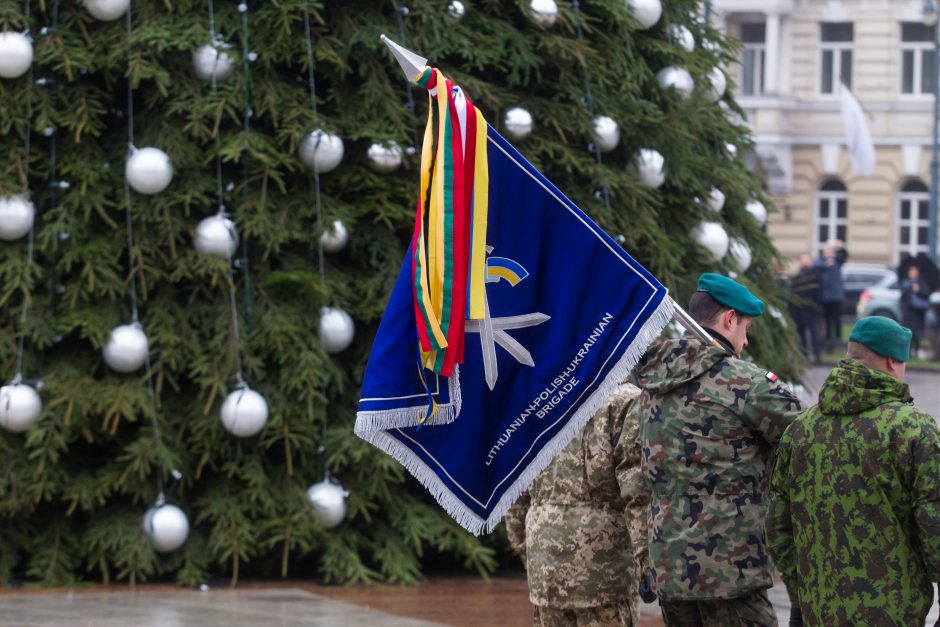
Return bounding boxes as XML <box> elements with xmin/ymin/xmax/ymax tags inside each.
<box><xmin>635</xmin><ymin>334</ymin><xmax>800</xmax><ymax>600</ymax></box>
<box><xmin>767</xmin><ymin>359</ymin><xmax>940</xmax><ymax>626</ymax></box>
<box><xmin>505</xmin><ymin>382</ymin><xmax>642</xmax><ymax>609</ymax></box>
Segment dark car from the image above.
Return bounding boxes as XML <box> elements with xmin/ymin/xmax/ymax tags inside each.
<box><xmin>841</xmin><ymin>263</ymin><xmax>897</xmax><ymax>317</ymax></box>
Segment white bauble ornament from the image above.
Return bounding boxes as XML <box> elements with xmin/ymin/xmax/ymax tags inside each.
<box><xmin>298</xmin><ymin>129</ymin><xmax>344</xmax><ymax>174</ymax></box>
<box><xmin>143</xmin><ymin>504</ymin><xmax>189</xmax><ymax>553</ymax></box>
<box><xmin>690</xmin><ymin>221</ymin><xmax>729</xmax><ymax>262</ymax></box>
<box><xmin>633</xmin><ymin>149</ymin><xmax>665</xmax><ymax>189</ymax></box>
<box><xmin>220</xmin><ymin>387</ymin><xmax>268</xmax><ymax>437</ymax></box>
<box><xmin>626</xmin><ymin>0</ymin><xmax>662</xmax><ymax>30</ymax></box>
<box><xmin>656</xmin><ymin>66</ymin><xmax>695</xmax><ymax>99</ymax></box>
<box><xmin>448</xmin><ymin>0</ymin><xmax>465</xmax><ymax>18</ymax></box>
<box><xmin>708</xmin><ymin>68</ymin><xmax>727</xmax><ymax>102</ymax></box>
<box><xmin>746</xmin><ymin>200</ymin><xmax>767</xmax><ymax>226</ymax></box>
<box><xmin>103</xmin><ymin>323</ymin><xmax>149</xmax><ymax>373</ymax></box>
<box><xmin>728</xmin><ymin>238</ymin><xmax>752</xmax><ymax>272</ymax></box>
<box><xmin>669</xmin><ymin>25</ymin><xmax>695</xmax><ymax>53</ymax></box>
<box><xmin>367</xmin><ymin>141</ymin><xmax>403</xmax><ymax>173</ymax></box>
<box><xmin>0</xmin><ymin>32</ymin><xmax>33</xmax><ymax>79</ymax></box>
<box><xmin>193</xmin><ymin>44</ymin><xmax>235</xmax><ymax>83</ymax></box>
<box><xmin>83</xmin><ymin>0</ymin><xmax>130</xmax><ymax>21</ymax></box>
<box><xmin>0</xmin><ymin>195</ymin><xmax>34</xmax><ymax>241</ymax></box>
<box><xmin>529</xmin><ymin>0</ymin><xmax>558</xmax><ymax>28</ymax></box>
<box><xmin>725</xmin><ymin>142</ymin><xmax>738</xmax><ymax>157</ymax></box>
<box><xmin>503</xmin><ymin>107</ymin><xmax>533</xmax><ymax>140</ymax></box>
<box><xmin>319</xmin><ymin>307</ymin><xmax>355</xmax><ymax>354</ymax></box>
<box><xmin>592</xmin><ymin>116</ymin><xmax>620</xmax><ymax>153</ymax></box>
<box><xmin>126</xmin><ymin>147</ymin><xmax>173</xmax><ymax>195</ymax></box>
<box><xmin>194</xmin><ymin>215</ymin><xmax>238</xmax><ymax>259</ymax></box>
<box><xmin>707</xmin><ymin>187</ymin><xmax>725</xmax><ymax>213</ymax></box>
<box><xmin>306</xmin><ymin>480</ymin><xmax>348</xmax><ymax>530</ymax></box>
<box><xmin>320</xmin><ymin>220</ymin><xmax>349</xmax><ymax>254</ymax></box>
<box><xmin>0</xmin><ymin>383</ymin><xmax>41</xmax><ymax>433</ymax></box>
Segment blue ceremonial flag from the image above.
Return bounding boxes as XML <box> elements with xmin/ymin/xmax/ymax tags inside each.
<box><xmin>355</xmin><ymin>128</ymin><xmax>673</xmax><ymax>534</ymax></box>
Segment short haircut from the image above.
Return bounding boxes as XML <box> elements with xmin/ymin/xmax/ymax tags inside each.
<box><xmin>688</xmin><ymin>291</ymin><xmax>730</xmax><ymax>326</ymax></box>
<box><xmin>846</xmin><ymin>340</ymin><xmax>883</xmax><ymax>367</ymax></box>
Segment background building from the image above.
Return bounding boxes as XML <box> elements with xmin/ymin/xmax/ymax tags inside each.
<box><xmin>713</xmin><ymin>0</ymin><xmax>936</xmax><ymax>266</ymax></box>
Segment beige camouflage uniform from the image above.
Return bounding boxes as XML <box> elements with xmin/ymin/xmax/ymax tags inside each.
<box><xmin>506</xmin><ymin>382</ymin><xmax>643</xmax><ymax>627</ymax></box>
<box><xmin>629</xmin><ymin>334</ymin><xmax>800</xmax><ymax>625</ymax></box>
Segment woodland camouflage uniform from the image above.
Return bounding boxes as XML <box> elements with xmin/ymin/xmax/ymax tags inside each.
<box><xmin>506</xmin><ymin>382</ymin><xmax>643</xmax><ymax>627</ymax></box>
<box><xmin>632</xmin><ymin>333</ymin><xmax>800</xmax><ymax>620</ymax></box>
<box><xmin>767</xmin><ymin>358</ymin><xmax>940</xmax><ymax>626</ymax></box>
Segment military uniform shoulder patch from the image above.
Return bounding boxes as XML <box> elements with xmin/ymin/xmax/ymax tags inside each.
<box><xmin>766</xmin><ymin>371</ymin><xmax>779</xmax><ymax>383</ymax></box>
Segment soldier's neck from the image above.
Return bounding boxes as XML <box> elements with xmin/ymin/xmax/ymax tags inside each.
<box><xmin>700</xmin><ymin>327</ymin><xmax>736</xmax><ymax>355</ymax></box>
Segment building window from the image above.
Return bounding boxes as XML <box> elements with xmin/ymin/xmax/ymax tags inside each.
<box><xmin>740</xmin><ymin>22</ymin><xmax>766</xmax><ymax>96</ymax></box>
<box><xmin>897</xmin><ymin>180</ymin><xmax>930</xmax><ymax>260</ymax></box>
<box><xmin>900</xmin><ymin>22</ymin><xmax>936</xmax><ymax>95</ymax></box>
<box><xmin>820</xmin><ymin>22</ymin><xmax>853</xmax><ymax>95</ymax></box>
<box><xmin>816</xmin><ymin>178</ymin><xmax>848</xmax><ymax>254</ymax></box>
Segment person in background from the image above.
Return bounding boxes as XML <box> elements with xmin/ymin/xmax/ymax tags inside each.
<box><xmin>506</xmin><ymin>382</ymin><xmax>643</xmax><ymax>627</ymax></box>
<box><xmin>900</xmin><ymin>264</ymin><xmax>930</xmax><ymax>358</ymax></box>
<box><xmin>788</xmin><ymin>254</ymin><xmax>822</xmax><ymax>364</ymax></box>
<box><xmin>767</xmin><ymin>316</ymin><xmax>940</xmax><ymax>625</ymax></box>
<box><xmin>814</xmin><ymin>239</ymin><xmax>848</xmax><ymax>350</ymax></box>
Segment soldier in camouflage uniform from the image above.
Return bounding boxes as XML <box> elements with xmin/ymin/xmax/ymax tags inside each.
<box><xmin>506</xmin><ymin>382</ymin><xmax>643</xmax><ymax>627</ymax></box>
<box><xmin>767</xmin><ymin>316</ymin><xmax>940</xmax><ymax>626</ymax></box>
<box><xmin>633</xmin><ymin>274</ymin><xmax>801</xmax><ymax>626</ymax></box>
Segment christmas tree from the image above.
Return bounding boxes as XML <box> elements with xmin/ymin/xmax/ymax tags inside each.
<box><xmin>0</xmin><ymin>0</ymin><xmax>802</xmax><ymax>586</ymax></box>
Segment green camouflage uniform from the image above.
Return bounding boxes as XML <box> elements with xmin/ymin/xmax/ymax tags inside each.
<box><xmin>505</xmin><ymin>382</ymin><xmax>642</xmax><ymax>626</ymax></box>
<box><xmin>767</xmin><ymin>359</ymin><xmax>940</xmax><ymax>626</ymax></box>
<box><xmin>634</xmin><ymin>334</ymin><xmax>800</xmax><ymax>608</ymax></box>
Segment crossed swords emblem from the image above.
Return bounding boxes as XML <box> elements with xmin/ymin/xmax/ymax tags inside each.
<box><xmin>464</xmin><ymin>248</ymin><xmax>550</xmax><ymax>390</ymax></box>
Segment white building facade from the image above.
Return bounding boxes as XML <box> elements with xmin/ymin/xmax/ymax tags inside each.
<box><xmin>712</xmin><ymin>0</ymin><xmax>936</xmax><ymax>265</ymax></box>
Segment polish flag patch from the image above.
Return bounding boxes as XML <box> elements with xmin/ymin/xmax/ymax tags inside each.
<box><xmin>766</xmin><ymin>371</ymin><xmax>779</xmax><ymax>383</ymax></box>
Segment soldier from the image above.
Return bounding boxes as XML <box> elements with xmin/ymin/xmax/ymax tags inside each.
<box><xmin>767</xmin><ymin>316</ymin><xmax>940</xmax><ymax>625</ymax></box>
<box><xmin>630</xmin><ymin>273</ymin><xmax>801</xmax><ymax>626</ymax></box>
<box><xmin>506</xmin><ymin>382</ymin><xmax>643</xmax><ymax>627</ymax></box>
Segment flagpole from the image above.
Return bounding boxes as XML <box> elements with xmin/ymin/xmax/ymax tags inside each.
<box><xmin>669</xmin><ymin>297</ymin><xmax>718</xmax><ymax>347</ymax></box>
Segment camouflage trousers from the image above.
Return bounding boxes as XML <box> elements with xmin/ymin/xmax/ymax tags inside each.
<box><xmin>534</xmin><ymin>601</ymin><xmax>633</xmax><ymax>626</ymax></box>
<box><xmin>659</xmin><ymin>590</ymin><xmax>777</xmax><ymax>627</ymax></box>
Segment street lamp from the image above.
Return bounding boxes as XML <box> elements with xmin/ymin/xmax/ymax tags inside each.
<box><xmin>924</xmin><ymin>0</ymin><xmax>939</xmax><ymax>262</ymax></box>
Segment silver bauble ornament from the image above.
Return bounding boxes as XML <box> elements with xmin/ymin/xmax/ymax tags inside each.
<box><xmin>0</xmin><ymin>32</ymin><xmax>33</xmax><ymax>79</ymax></box>
<box><xmin>193</xmin><ymin>44</ymin><xmax>235</xmax><ymax>83</ymax></box>
<box><xmin>103</xmin><ymin>323</ymin><xmax>149</xmax><ymax>373</ymax></box>
<box><xmin>306</xmin><ymin>479</ymin><xmax>348</xmax><ymax>530</ymax></box>
<box><xmin>0</xmin><ymin>383</ymin><xmax>41</xmax><ymax>433</ymax></box>
<box><xmin>746</xmin><ymin>200</ymin><xmax>768</xmax><ymax>226</ymax></box>
<box><xmin>633</xmin><ymin>149</ymin><xmax>665</xmax><ymax>189</ymax></box>
<box><xmin>690</xmin><ymin>221</ymin><xmax>729</xmax><ymax>262</ymax></box>
<box><xmin>592</xmin><ymin>116</ymin><xmax>620</xmax><ymax>153</ymax></box>
<box><xmin>626</xmin><ymin>0</ymin><xmax>662</xmax><ymax>30</ymax></box>
<box><xmin>0</xmin><ymin>195</ymin><xmax>35</xmax><ymax>241</ymax></box>
<box><xmin>725</xmin><ymin>142</ymin><xmax>738</xmax><ymax>157</ymax></box>
<box><xmin>367</xmin><ymin>141</ymin><xmax>403</xmax><ymax>173</ymax></box>
<box><xmin>143</xmin><ymin>504</ymin><xmax>189</xmax><ymax>553</ymax></box>
<box><xmin>320</xmin><ymin>220</ymin><xmax>349</xmax><ymax>254</ymax></box>
<box><xmin>669</xmin><ymin>25</ymin><xmax>695</xmax><ymax>53</ymax></box>
<box><xmin>126</xmin><ymin>147</ymin><xmax>173</xmax><ymax>195</ymax></box>
<box><xmin>448</xmin><ymin>0</ymin><xmax>465</xmax><ymax>18</ymax></box>
<box><xmin>220</xmin><ymin>387</ymin><xmax>268</xmax><ymax>437</ymax></box>
<box><xmin>656</xmin><ymin>66</ymin><xmax>695</xmax><ymax>99</ymax></box>
<box><xmin>319</xmin><ymin>307</ymin><xmax>355</xmax><ymax>354</ymax></box>
<box><xmin>708</xmin><ymin>68</ymin><xmax>727</xmax><ymax>102</ymax></box>
<box><xmin>728</xmin><ymin>238</ymin><xmax>752</xmax><ymax>272</ymax></box>
<box><xmin>503</xmin><ymin>107</ymin><xmax>533</xmax><ymax>140</ymax></box>
<box><xmin>529</xmin><ymin>0</ymin><xmax>558</xmax><ymax>28</ymax></box>
<box><xmin>83</xmin><ymin>0</ymin><xmax>130</xmax><ymax>21</ymax></box>
<box><xmin>194</xmin><ymin>215</ymin><xmax>238</xmax><ymax>259</ymax></box>
<box><xmin>298</xmin><ymin>129</ymin><xmax>344</xmax><ymax>174</ymax></box>
<box><xmin>707</xmin><ymin>187</ymin><xmax>725</xmax><ymax>213</ymax></box>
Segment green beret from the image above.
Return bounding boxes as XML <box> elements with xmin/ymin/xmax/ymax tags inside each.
<box><xmin>849</xmin><ymin>316</ymin><xmax>912</xmax><ymax>362</ymax></box>
<box><xmin>696</xmin><ymin>273</ymin><xmax>765</xmax><ymax>317</ymax></box>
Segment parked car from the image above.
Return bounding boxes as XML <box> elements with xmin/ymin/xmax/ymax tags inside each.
<box><xmin>841</xmin><ymin>263</ymin><xmax>897</xmax><ymax>317</ymax></box>
<box><xmin>857</xmin><ymin>275</ymin><xmax>940</xmax><ymax>329</ymax></box>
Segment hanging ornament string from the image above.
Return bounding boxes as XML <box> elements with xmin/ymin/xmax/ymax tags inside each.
<box><xmin>123</xmin><ymin>3</ymin><xmax>166</xmax><ymax>498</ymax></box>
<box><xmin>394</xmin><ymin>3</ymin><xmax>420</xmax><ymax>152</ymax></box>
<box><xmin>237</xmin><ymin>1</ymin><xmax>253</xmax><ymax>328</ymax></box>
<box><xmin>571</xmin><ymin>0</ymin><xmax>611</xmax><ymax>212</ymax></box>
